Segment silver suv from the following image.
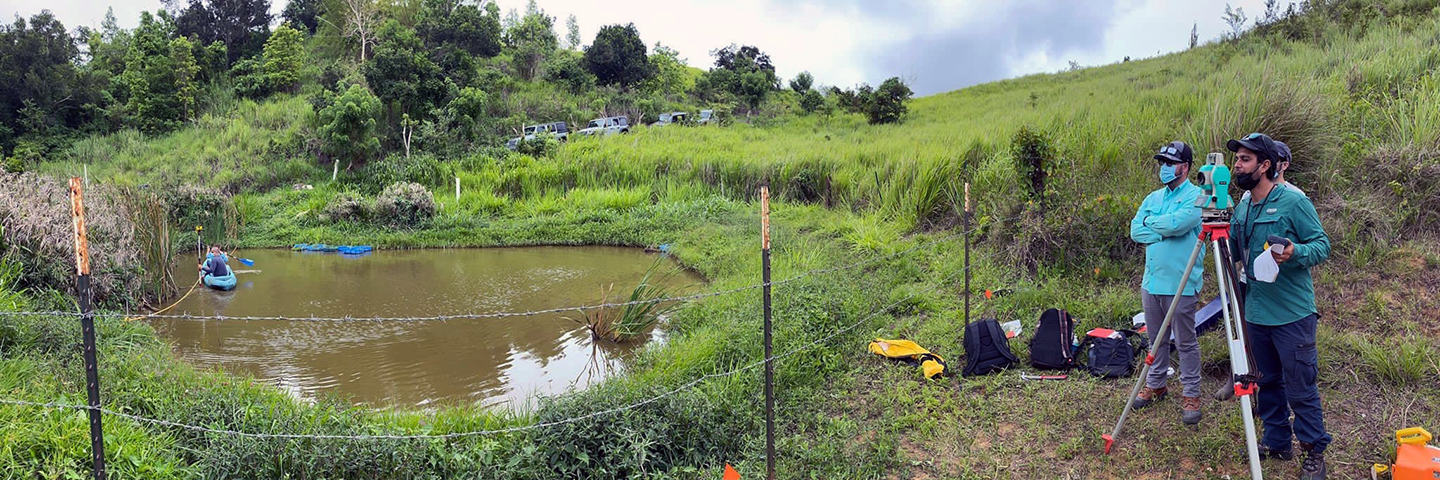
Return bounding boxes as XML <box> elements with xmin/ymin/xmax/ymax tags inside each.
<box><xmin>577</xmin><ymin>116</ymin><xmax>630</xmax><ymax>136</ymax></box>
<box><xmin>506</xmin><ymin>122</ymin><xmax>569</xmax><ymax>150</ymax></box>
<box><xmin>696</xmin><ymin>109</ymin><xmax>720</xmax><ymax>125</ymax></box>
<box><xmin>652</xmin><ymin>112</ymin><xmax>688</xmax><ymax>127</ymax></box>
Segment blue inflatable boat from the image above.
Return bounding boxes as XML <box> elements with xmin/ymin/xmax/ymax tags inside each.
<box><xmin>203</xmin><ymin>272</ymin><xmax>237</xmax><ymax>290</ymax></box>
<box><xmin>202</xmin><ymin>252</ymin><xmax>237</xmax><ymax>290</ymax></box>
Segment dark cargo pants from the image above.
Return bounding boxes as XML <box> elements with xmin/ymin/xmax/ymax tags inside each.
<box><xmin>1248</xmin><ymin>314</ymin><xmax>1331</xmax><ymax>453</ymax></box>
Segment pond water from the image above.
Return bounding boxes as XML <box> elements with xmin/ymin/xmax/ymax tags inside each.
<box><xmin>149</xmin><ymin>246</ymin><xmax>700</xmax><ymax>408</ymax></box>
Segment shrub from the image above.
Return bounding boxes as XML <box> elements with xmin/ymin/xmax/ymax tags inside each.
<box><xmin>0</xmin><ymin>173</ymin><xmax>140</xmax><ymax>306</ymax></box>
<box><xmin>372</xmin><ymin>182</ymin><xmax>436</xmax><ymax>227</ymax></box>
<box><xmin>864</xmin><ymin>77</ymin><xmax>913</xmax><ymax>125</ymax></box>
<box><xmin>516</xmin><ymin>134</ymin><xmax>562</xmax><ymax>157</ymax></box>
<box><xmin>1010</xmin><ymin>126</ymin><xmax>1053</xmax><ymax>204</ymax></box>
<box><xmin>321</xmin><ymin>191</ymin><xmax>368</xmax><ymax>223</ymax></box>
<box><xmin>526</xmin><ymin>384</ymin><xmax>750</xmax><ymax>479</ymax></box>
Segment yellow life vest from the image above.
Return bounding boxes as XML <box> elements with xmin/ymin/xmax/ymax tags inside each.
<box><xmin>868</xmin><ymin>338</ymin><xmax>947</xmax><ymax>379</ymax></box>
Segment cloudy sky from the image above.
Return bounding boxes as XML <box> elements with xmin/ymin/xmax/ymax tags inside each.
<box><xmin>5</xmin><ymin>0</ymin><xmax>1272</xmax><ymax>96</ymax></box>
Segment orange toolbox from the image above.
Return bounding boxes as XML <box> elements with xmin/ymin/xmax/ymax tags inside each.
<box><xmin>1393</xmin><ymin>427</ymin><xmax>1440</xmax><ymax>480</ymax></box>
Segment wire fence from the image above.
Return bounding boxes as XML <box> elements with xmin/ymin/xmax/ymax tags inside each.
<box><xmin>0</xmin><ymin>261</ymin><xmax>969</xmax><ymax>441</ymax></box>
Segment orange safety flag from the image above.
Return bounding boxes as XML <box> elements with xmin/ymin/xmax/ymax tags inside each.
<box><xmin>984</xmin><ymin>289</ymin><xmax>993</xmax><ymax>300</ymax></box>
<box><xmin>723</xmin><ymin>463</ymin><xmax>740</xmax><ymax>480</ymax></box>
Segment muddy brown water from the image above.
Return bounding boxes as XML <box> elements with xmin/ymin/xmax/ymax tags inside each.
<box><xmin>151</xmin><ymin>246</ymin><xmax>701</xmax><ymax>408</ymax></box>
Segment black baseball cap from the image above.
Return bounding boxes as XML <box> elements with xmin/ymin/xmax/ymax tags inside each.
<box><xmin>1227</xmin><ymin>133</ymin><xmax>1280</xmax><ymax>162</ymax></box>
<box><xmin>1274</xmin><ymin>140</ymin><xmax>1291</xmax><ymax>163</ymax></box>
<box><xmin>1153</xmin><ymin>141</ymin><xmax>1193</xmax><ymax>163</ymax></box>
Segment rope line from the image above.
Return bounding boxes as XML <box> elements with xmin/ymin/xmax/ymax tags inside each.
<box><xmin>124</xmin><ymin>279</ymin><xmax>200</xmax><ymax>322</ymax></box>
<box><xmin>0</xmin><ymin>260</ymin><xmax>973</xmax><ymax>440</ymax></box>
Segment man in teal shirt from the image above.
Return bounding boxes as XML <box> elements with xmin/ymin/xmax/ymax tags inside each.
<box><xmin>1228</xmin><ymin>133</ymin><xmax>1331</xmax><ymax>480</ymax></box>
<box><xmin>1127</xmin><ymin>141</ymin><xmax>1206</xmax><ymax>425</ymax></box>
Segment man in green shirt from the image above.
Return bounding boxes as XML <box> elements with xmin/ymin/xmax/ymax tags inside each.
<box><xmin>1227</xmin><ymin>133</ymin><xmax>1331</xmax><ymax>480</ymax></box>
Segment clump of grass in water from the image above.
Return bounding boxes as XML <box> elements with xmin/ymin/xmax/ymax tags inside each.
<box><xmin>118</xmin><ymin>187</ymin><xmax>177</xmax><ymax>305</ymax></box>
<box><xmin>568</xmin><ymin>257</ymin><xmax>684</xmax><ymax>344</ymax></box>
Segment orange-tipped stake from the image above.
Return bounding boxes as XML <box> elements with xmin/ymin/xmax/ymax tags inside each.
<box><xmin>984</xmin><ymin>289</ymin><xmax>993</xmax><ymax>300</ymax></box>
<box><xmin>1103</xmin><ymin>434</ymin><xmax>1115</xmax><ymax>454</ymax></box>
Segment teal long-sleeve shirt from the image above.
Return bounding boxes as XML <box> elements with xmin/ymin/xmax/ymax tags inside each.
<box><xmin>1130</xmin><ymin>181</ymin><xmax>1205</xmax><ymax>296</ymax></box>
<box><xmin>1230</xmin><ymin>186</ymin><xmax>1330</xmax><ymax>326</ymax></box>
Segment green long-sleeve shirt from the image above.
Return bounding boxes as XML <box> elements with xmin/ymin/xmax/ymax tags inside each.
<box><xmin>1229</xmin><ymin>186</ymin><xmax>1330</xmax><ymax>326</ymax></box>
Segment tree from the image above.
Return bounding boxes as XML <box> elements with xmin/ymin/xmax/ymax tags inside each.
<box><xmin>642</xmin><ymin>43</ymin><xmax>691</xmax><ymax>95</ymax></box>
<box><xmin>509</xmin><ymin>4</ymin><xmax>557</xmax><ymax>80</ymax></box>
<box><xmin>1223</xmin><ymin>4</ymin><xmax>1248</xmax><ymax>40</ymax></box>
<box><xmin>365</xmin><ymin>20</ymin><xmax>450</xmax><ymax>116</ymax></box>
<box><xmin>708</xmin><ymin>44</ymin><xmax>779</xmax><ymax>112</ymax></box>
<box><xmin>799</xmin><ymin>89</ymin><xmax>825</xmax><ymax>114</ymax></box>
<box><xmin>712</xmin><ymin>44</ymin><xmax>774</xmax><ymax>73</ymax></box>
<box><xmin>584</xmin><ymin>23</ymin><xmax>652</xmax><ymax>88</ymax></box>
<box><xmin>316</xmin><ymin>83</ymin><xmax>381</xmax><ymax>168</ymax></box>
<box><xmin>263</xmin><ymin>24</ymin><xmax>305</xmax><ymax>93</ymax></box>
<box><xmin>334</xmin><ymin>0</ymin><xmax>381</xmax><ymax>62</ymax></box>
<box><xmin>170</xmin><ymin>36</ymin><xmax>200</xmax><ymax>121</ymax></box>
<box><xmin>122</xmin><ymin>11</ymin><xmax>188</xmax><ymax>133</ymax></box>
<box><xmin>829</xmin><ymin>85</ymin><xmax>868</xmax><ymax>114</ymax></box>
<box><xmin>283</xmin><ymin>0</ymin><xmax>321</xmax><ymax>33</ymax></box>
<box><xmin>416</xmin><ymin>0</ymin><xmax>502</xmax><ymax>58</ymax></box>
<box><xmin>175</xmin><ymin>0</ymin><xmax>274</xmax><ymax>64</ymax></box>
<box><xmin>864</xmin><ymin>77</ymin><xmax>912</xmax><ymax>124</ymax></box>
<box><xmin>414</xmin><ymin>86</ymin><xmax>489</xmax><ymax>157</ymax></box>
<box><xmin>565</xmin><ymin>14</ymin><xmax>580</xmax><ymax>50</ymax></box>
<box><xmin>789</xmin><ymin>71</ymin><xmax>813</xmax><ymax>93</ymax></box>
<box><xmin>546</xmin><ymin>50</ymin><xmax>595</xmax><ymax>93</ymax></box>
<box><xmin>1189</xmin><ymin>22</ymin><xmax>1199</xmax><ymax>49</ymax></box>
<box><xmin>501</xmin><ymin>8</ymin><xmax>518</xmax><ymax>34</ymax></box>
<box><xmin>0</xmin><ymin>11</ymin><xmax>102</xmax><ymax>156</ymax></box>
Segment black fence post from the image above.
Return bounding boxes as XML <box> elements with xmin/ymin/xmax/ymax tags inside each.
<box><xmin>760</xmin><ymin>186</ymin><xmax>775</xmax><ymax>480</ymax></box>
<box><xmin>70</xmin><ymin>178</ymin><xmax>107</xmax><ymax>480</ymax></box>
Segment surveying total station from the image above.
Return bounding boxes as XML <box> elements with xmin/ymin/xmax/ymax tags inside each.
<box><xmin>1104</xmin><ymin>152</ymin><xmax>1267</xmax><ymax>480</ymax></box>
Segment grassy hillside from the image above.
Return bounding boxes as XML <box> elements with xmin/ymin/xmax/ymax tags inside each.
<box><xmin>6</xmin><ymin>1</ymin><xmax>1440</xmax><ymax>478</ymax></box>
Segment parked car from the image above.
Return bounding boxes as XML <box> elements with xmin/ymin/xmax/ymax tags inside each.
<box><xmin>577</xmin><ymin>116</ymin><xmax>630</xmax><ymax>136</ymax></box>
<box><xmin>652</xmin><ymin>112</ymin><xmax>688</xmax><ymax>127</ymax></box>
<box><xmin>506</xmin><ymin>122</ymin><xmax>568</xmax><ymax>150</ymax></box>
<box><xmin>696</xmin><ymin>109</ymin><xmax>718</xmax><ymax>125</ymax></box>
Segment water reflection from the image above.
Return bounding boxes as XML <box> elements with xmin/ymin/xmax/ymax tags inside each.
<box><xmin>150</xmin><ymin>247</ymin><xmax>698</xmax><ymax>408</ymax></box>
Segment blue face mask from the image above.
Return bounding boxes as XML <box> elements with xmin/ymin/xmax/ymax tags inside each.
<box><xmin>1159</xmin><ymin>163</ymin><xmax>1179</xmax><ymax>184</ymax></box>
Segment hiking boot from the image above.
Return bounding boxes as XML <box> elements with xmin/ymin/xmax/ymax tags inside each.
<box><xmin>1300</xmin><ymin>449</ymin><xmax>1326</xmax><ymax>479</ymax></box>
<box><xmin>1258</xmin><ymin>443</ymin><xmax>1294</xmax><ymax>461</ymax></box>
<box><xmin>1131</xmin><ymin>386</ymin><xmax>1167</xmax><ymax>410</ymax></box>
<box><xmin>1181</xmin><ymin>396</ymin><xmax>1202</xmax><ymax>425</ymax></box>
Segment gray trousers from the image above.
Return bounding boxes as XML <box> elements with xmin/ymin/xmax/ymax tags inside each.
<box><xmin>1142</xmin><ymin>291</ymin><xmax>1201</xmax><ymax>398</ymax></box>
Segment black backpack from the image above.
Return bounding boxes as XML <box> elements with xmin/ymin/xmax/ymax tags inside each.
<box><xmin>963</xmin><ymin>318</ymin><xmax>1018</xmax><ymax>376</ymax></box>
<box><xmin>1029</xmin><ymin>308</ymin><xmax>1077</xmax><ymax>370</ymax></box>
<box><xmin>1083</xmin><ymin>329</ymin><xmax>1147</xmax><ymax>378</ymax></box>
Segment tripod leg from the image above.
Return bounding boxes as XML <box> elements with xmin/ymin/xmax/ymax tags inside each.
<box><xmin>1212</xmin><ymin>239</ymin><xmax>1264</xmax><ymax>480</ymax></box>
<box><xmin>1214</xmin><ymin>239</ymin><xmax>1262</xmax><ymax>401</ymax></box>
<box><xmin>1104</xmin><ymin>235</ymin><xmax>1206</xmax><ymax>454</ymax></box>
